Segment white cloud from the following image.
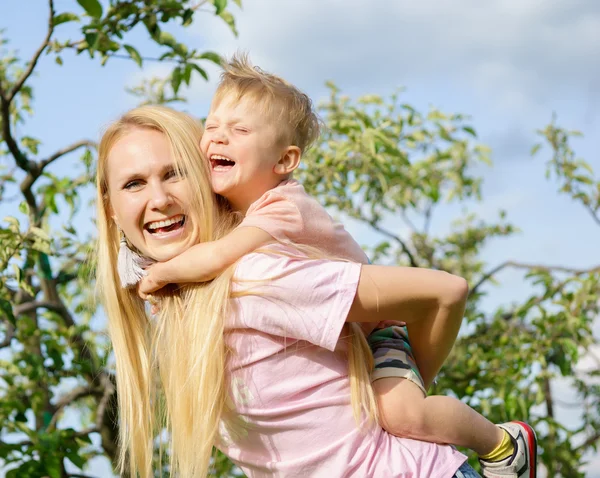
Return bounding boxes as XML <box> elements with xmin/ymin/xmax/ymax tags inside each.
<box><xmin>184</xmin><ymin>0</ymin><xmax>600</xmax><ymax>119</ymax></box>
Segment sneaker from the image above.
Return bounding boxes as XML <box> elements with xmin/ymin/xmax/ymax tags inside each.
<box><xmin>479</xmin><ymin>421</ymin><xmax>538</xmax><ymax>478</ymax></box>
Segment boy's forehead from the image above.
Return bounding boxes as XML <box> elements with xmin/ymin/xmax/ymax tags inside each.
<box><xmin>209</xmin><ymin>96</ymin><xmax>276</xmax><ymax>124</ymax></box>
<box><xmin>211</xmin><ymin>94</ymin><xmax>260</xmax><ymax>114</ymax></box>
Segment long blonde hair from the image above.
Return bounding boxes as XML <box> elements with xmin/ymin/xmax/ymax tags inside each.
<box><xmin>96</xmin><ymin>105</ymin><xmax>239</xmax><ymax>477</ymax></box>
<box><xmin>96</xmin><ymin>105</ymin><xmax>377</xmax><ymax>477</ymax></box>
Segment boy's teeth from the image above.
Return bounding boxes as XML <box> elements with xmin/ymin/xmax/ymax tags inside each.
<box><xmin>213</xmin><ymin>165</ymin><xmax>232</xmax><ymax>171</ymax></box>
<box><xmin>147</xmin><ymin>214</ymin><xmax>184</xmax><ymax>230</ymax></box>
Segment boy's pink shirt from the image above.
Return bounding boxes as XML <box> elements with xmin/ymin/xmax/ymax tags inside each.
<box><xmin>220</xmin><ymin>247</ymin><xmax>466</xmax><ymax>477</ymax></box>
<box><xmin>217</xmin><ymin>182</ymin><xmax>466</xmax><ymax>477</ymax></box>
<box><xmin>239</xmin><ymin>179</ymin><xmax>369</xmax><ymax>264</ymax></box>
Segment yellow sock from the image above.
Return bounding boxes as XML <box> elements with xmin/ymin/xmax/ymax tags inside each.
<box><xmin>479</xmin><ymin>430</ymin><xmax>514</xmax><ymax>462</ymax></box>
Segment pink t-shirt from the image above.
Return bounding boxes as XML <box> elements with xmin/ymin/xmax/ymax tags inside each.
<box><xmin>219</xmin><ymin>246</ymin><xmax>466</xmax><ymax>477</ymax></box>
<box><xmin>239</xmin><ymin>180</ymin><xmax>369</xmax><ymax>264</ymax></box>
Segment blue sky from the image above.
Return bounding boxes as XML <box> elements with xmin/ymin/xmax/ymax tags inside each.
<box><xmin>2</xmin><ymin>1</ymin><xmax>600</xmax><ymax>476</ymax></box>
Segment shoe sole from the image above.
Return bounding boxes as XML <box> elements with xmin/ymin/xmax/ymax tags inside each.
<box><xmin>514</xmin><ymin>420</ymin><xmax>538</xmax><ymax>478</ymax></box>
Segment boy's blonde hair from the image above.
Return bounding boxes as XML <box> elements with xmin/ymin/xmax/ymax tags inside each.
<box><xmin>213</xmin><ymin>52</ymin><xmax>321</xmax><ymax>152</ymax></box>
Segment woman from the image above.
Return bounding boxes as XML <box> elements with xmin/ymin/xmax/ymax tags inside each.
<box><xmin>95</xmin><ymin>105</ymin><xmax>479</xmax><ymax>477</ymax></box>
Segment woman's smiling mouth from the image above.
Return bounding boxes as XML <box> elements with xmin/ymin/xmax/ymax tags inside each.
<box><xmin>144</xmin><ymin>214</ymin><xmax>186</xmax><ymax>236</ymax></box>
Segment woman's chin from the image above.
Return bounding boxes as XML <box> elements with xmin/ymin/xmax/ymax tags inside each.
<box><xmin>141</xmin><ymin>227</ymin><xmax>196</xmax><ymax>262</ymax></box>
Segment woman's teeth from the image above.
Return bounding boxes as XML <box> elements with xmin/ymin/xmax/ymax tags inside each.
<box><xmin>147</xmin><ymin>215</ymin><xmax>185</xmax><ymax>232</ymax></box>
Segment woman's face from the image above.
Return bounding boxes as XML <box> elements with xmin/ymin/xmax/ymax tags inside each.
<box><xmin>106</xmin><ymin>127</ymin><xmax>199</xmax><ymax>262</ymax></box>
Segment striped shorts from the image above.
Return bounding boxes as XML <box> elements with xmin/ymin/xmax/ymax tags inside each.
<box><xmin>367</xmin><ymin>325</ymin><xmax>426</xmax><ymax>394</ymax></box>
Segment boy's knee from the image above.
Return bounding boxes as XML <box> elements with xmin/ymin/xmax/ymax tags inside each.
<box><xmin>377</xmin><ymin>395</ymin><xmax>429</xmax><ymax>440</ymax></box>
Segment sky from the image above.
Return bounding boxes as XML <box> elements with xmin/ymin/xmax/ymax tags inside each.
<box><xmin>1</xmin><ymin>0</ymin><xmax>600</xmax><ymax>476</ymax></box>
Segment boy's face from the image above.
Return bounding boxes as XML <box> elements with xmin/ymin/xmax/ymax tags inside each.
<box><xmin>201</xmin><ymin>95</ymin><xmax>285</xmax><ymax>213</ymax></box>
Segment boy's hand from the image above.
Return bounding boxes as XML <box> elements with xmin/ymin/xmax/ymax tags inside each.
<box><xmin>138</xmin><ymin>263</ymin><xmax>168</xmax><ymax>300</ymax></box>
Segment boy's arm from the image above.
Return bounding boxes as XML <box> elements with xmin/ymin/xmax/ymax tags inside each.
<box><xmin>347</xmin><ymin>264</ymin><xmax>468</xmax><ymax>389</ymax></box>
<box><xmin>138</xmin><ymin>227</ymin><xmax>273</xmax><ymax>296</ymax></box>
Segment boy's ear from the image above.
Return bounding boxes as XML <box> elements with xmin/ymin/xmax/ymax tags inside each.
<box><xmin>274</xmin><ymin>146</ymin><xmax>301</xmax><ymax>176</ymax></box>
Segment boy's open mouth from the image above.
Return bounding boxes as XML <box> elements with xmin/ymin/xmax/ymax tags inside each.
<box><xmin>210</xmin><ymin>154</ymin><xmax>236</xmax><ymax>172</ymax></box>
<box><xmin>144</xmin><ymin>214</ymin><xmax>186</xmax><ymax>234</ymax></box>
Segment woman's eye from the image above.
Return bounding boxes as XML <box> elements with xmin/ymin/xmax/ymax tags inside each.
<box><xmin>124</xmin><ymin>180</ymin><xmax>141</xmax><ymax>190</ymax></box>
<box><xmin>166</xmin><ymin>169</ymin><xmax>186</xmax><ymax>180</ymax></box>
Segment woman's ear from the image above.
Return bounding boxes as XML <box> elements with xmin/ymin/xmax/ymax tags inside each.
<box><xmin>274</xmin><ymin>146</ymin><xmax>301</xmax><ymax>176</ymax></box>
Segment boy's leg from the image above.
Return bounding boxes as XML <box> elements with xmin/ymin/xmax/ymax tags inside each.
<box><xmin>373</xmin><ymin>377</ymin><xmax>504</xmax><ymax>454</ymax></box>
<box><xmin>369</xmin><ymin>326</ymin><xmax>538</xmax><ymax>477</ymax></box>
<box><xmin>369</xmin><ymin>327</ymin><xmax>503</xmax><ymax>453</ymax></box>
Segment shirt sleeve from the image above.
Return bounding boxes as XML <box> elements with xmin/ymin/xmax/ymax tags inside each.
<box><xmin>231</xmin><ymin>245</ymin><xmax>362</xmax><ymax>351</ymax></box>
<box><xmin>237</xmin><ymin>190</ymin><xmax>304</xmax><ymax>243</ymax></box>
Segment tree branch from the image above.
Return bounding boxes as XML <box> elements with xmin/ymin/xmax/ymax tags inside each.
<box><xmin>95</xmin><ymin>375</ymin><xmax>115</xmax><ymax>430</ymax></box>
<box><xmin>0</xmin><ymin>1</ymin><xmax>55</xmax><ymax>172</ymax></box>
<box><xmin>367</xmin><ymin>220</ymin><xmax>419</xmax><ymax>267</ymax></box>
<box><xmin>0</xmin><ymin>323</ymin><xmax>15</xmax><ymax>348</ymax></box>
<box><xmin>585</xmin><ymin>205</ymin><xmax>600</xmax><ymax>228</ymax></box>
<box><xmin>48</xmin><ymin>385</ymin><xmax>103</xmax><ymax>430</ymax></box>
<box><xmin>0</xmin><ymin>93</ymin><xmax>30</xmax><ymax>171</ymax></box>
<box><xmin>13</xmin><ymin>300</ymin><xmax>64</xmax><ymax>316</ymax></box>
<box><xmin>575</xmin><ymin>431</ymin><xmax>600</xmax><ymax>454</ymax></box>
<box><xmin>39</xmin><ymin>139</ymin><xmax>96</xmax><ymax>170</ymax></box>
<box><xmin>6</xmin><ymin>0</ymin><xmax>55</xmax><ymax>103</ymax></box>
<box><xmin>470</xmin><ymin>261</ymin><xmax>600</xmax><ymax>297</ymax></box>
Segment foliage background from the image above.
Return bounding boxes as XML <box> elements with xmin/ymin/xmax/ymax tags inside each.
<box><xmin>0</xmin><ymin>0</ymin><xmax>599</xmax><ymax>477</ymax></box>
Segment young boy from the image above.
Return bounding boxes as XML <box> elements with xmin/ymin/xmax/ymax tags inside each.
<box><xmin>138</xmin><ymin>54</ymin><xmax>537</xmax><ymax>478</ymax></box>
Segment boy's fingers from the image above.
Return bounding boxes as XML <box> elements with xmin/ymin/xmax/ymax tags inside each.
<box><xmin>138</xmin><ymin>278</ymin><xmax>160</xmax><ymax>295</ymax></box>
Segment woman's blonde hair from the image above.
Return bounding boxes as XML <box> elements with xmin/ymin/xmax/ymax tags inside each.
<box><xmin>96</xmin><ymin>105</ymin><xmax>377</xmax><ymax>477</ymax></box>
<box><xmin>96</xmin><ymin>105</ymin><xmax>239</xmax><ymax>477</ymax></box>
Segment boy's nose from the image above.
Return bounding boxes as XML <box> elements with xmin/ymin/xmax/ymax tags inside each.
<box><xmin>212</xmin><ymin>129</ymin><xmax>229</xmax><ymax>144</ymax></box>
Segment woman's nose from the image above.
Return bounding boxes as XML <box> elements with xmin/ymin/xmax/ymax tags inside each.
<box><xmin>148</xmin><ymin>182</ymin><xmax>173</xmax><ymax>210</ymax></box>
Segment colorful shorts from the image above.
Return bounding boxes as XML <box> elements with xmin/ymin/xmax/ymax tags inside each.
<box><xmin>367</xmin><ymin>325</ymin><xmax>426</xmax><ymax>394</ymax></box>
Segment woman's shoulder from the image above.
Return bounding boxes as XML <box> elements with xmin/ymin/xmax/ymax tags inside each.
<box><xmin>234</xmin><ymin>244</ymin><xmax>309</xmax><ymax>278</ymax></box>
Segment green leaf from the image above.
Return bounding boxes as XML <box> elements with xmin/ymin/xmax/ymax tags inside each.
<box><xmin>43</xmin><ymin>411</ymin><xmax>53</xmax><ymax>428</ymax></box>
<box><xmin>29</xmin><ymin>226</ymin><xmax>51</xmax><ymax>242</ymax></box>
<box><xmin>66</xmin><ymin>450</ymin><xmax>86</xmax><ymax>469</ymax></box>
<box><xmin>53</xmin><ymin>12</ymin><xmax>80</xmax><ymax>26</ymax></box>
<box><xmin>232</xmin><ymin>0</ymin><xmax>242</xmax><ymax>7</ymax></box>
<box><xmin>181</xmin><ymin>8</ymin><xmax>194</xmax><ymax>26</ymax></box>
<box><xmin>77</xmin><ymin>0</ymin><xmax>103</xmax><ymax>19</ymax></box>
<box><xmin>219</xmin><ymin>11</ymin><xmax>237</xmax><ymax>36</ymax></box>
<box><xmin>84</xmin><ymin>32</ymin><xmax>99</xmax><ymax>49</ymax></box>
<box><xmin>171</xmin><ymin>67</ymin><xmax>183</xmax><ymax>93</ymax></box>
<box><xmin>199</xmin><ymin>51</ymin><xmax>223</xmax><ymax>66</ymax></box>
<box><xmin>55</xmin><ymin>56</ymin><xmax>63</xmax><ymax>66</ymax></box>
<box><xmin>44</xmin><ymin>454</ymin><xmax>62</xmax><ymax>478</ymax></box>
<box><xmin>214</xmin><ymin>0</ymin><xmax>228</xmax><ymax>15</ymax></box>
<box><xmin>14</xmin><ymin>411</ymin><xmax>27</xmax><ymax>422</ymax></box>
<box><xmin>123</xmin><ymin>44</ymin><xmax>142</xmax><ymax>67</ymax></box>
<box><xmin>159</xmin><ymin>32</ymin><xmax>177</xmax><ymax>48</ymax></box>
<box><xmin>531</xmin><ymin>143</ymin><xmax>542</xmax><ymax>156</ymax></box>
<box><xmin>462</xmin><ymin>126</ymin><xmax>477</xmax><ymax>137</ymax></box>
<box><xmin>0</xmin><ymin>298</ymin><xmax>15</xmax><ymax>326</ymax></box>
<box><xmin>183</xmin><ymin>64</ymin><xmax>192</xmax><ymax>85</ymax></box>
<box><xmin>190</xmin><ymin>63</ymin><xmax>209</xmax><ymax>81</ymax></box>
